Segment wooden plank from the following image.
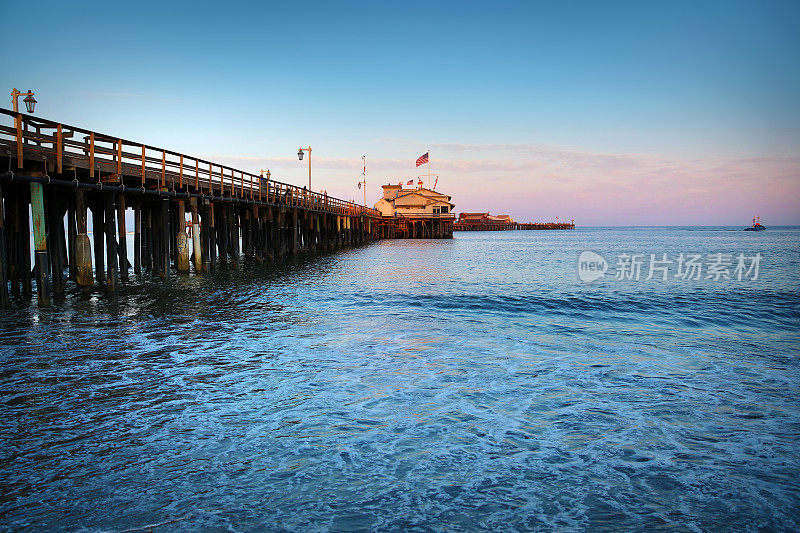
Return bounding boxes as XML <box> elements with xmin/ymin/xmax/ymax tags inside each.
<box><xmin>195</xmin><ymin>159</ymin><xmax>199</xmax><ymax>190</ymax></box>
<box><xmin>179</xmin><ymin>154</ymin><xmax>184</xmax><ymax>188</ymax></box>
<box><xmin>161</xmin><ymin>151</ymin><xmax>166</xmax><ymax>187</ymax></box>
<box><xmin>117</xmin><ymin>139</ymin><xmax>122</xmax><ymax>174</ymax></box>
<box><xmin>89</xmin><ymin>132</ymin><xmax>95</xmax><ymax>178</ymax></box>
<box><xmin>141</xmin><ymin>145</ymin><xmax>146</xmax><ymax>185</ymax></box>
<box><xmin>56</xmin><ymin>124</ymin><xmax>63</xmax><ymax>174</ymax></box>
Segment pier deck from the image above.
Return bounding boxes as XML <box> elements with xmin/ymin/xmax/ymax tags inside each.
<box><xmin>0</xmin><ymin>108</ymin><xmax>382</xmax><ymax>307</ymax></box>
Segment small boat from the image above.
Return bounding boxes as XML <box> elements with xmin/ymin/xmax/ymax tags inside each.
<box><xmin>744</xmin><ymin>216</ymin><xmax>766</xmax><ymax>231</ymax></box>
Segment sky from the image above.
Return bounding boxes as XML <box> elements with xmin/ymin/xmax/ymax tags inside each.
<box><xmin>3</xmin><ymin>0</ymin><xmax>799</xmax><ymax>225</ymax></box>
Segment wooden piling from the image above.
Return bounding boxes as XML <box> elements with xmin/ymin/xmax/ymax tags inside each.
<box><xmin>274</xmin><ymin>207</ymin><xmax>284</xmax><ymax>258</ymax></box>
<box><xmin>264</xmin><ymin>207</ymin><xmax>273</xmax><ymax>260</ymax></box>
<box><xmin>176</xmin><ymin>200</ymin><xmax>190</xmax><ymax>273</ymax></box>
<box><xmin>190</xmin><ymin>200</ymin><xmax>202</xmax><ymax>273</ymax></box>
<box><xmin>206</xmin><ymin>201</ymin><xmax>216</xmax><ymax>270</ymax></box>
<box><xmin>19</xmin><ymin>189</ymin><xmax>32</xmax><ymax>295</ymax></box>
<box><xmin>160</xmin><ymin>199</ymin><xmax>170</xmax><ymax>278</ymax></box>
<box><xmin>169</xmin><ymin>201</ymin><xmax>178</xmax><ymax>268</ymax></box>
<box><xmin>117</xmin><ymin>194</ymin><xmax>128</xmax><ymax>281</ymax></box>
<box><xmin>47</xmin><ymin>190</ymin><xmax>65</xmax><ymax>295</ymax></box>
<box><xmin>0</xmin><ymin>185</ymin><xmax>8</xmax><ymax>308</ymax></box>
<box><xmin>143</xmin><ymin>204</ymin><xmax>153</xmax><ymax>273</ymax></box>
<box><xmin>92</xmin><ymin>197</ymin><xmax>105</xmax><ymax>283</ymax></box>
<box><xmin>243</xmin><ymin>209</ymin><xmax>253</xmax><ymax>259</ymax></box>
<box><xmin>3</xmin><ymin>186</ymin><xmax>18</xmax><ymax>297</ymax></box>
<box><xmin>134</xmin><ymin>202</ymin><xmax>142</xmax><ymax>275</ymax></box>
<box><xmin>217</xmin><ymin>204</ymin><xmax>227</xmax><ymax>266</ymax></box>
<box><xmin>104</xmin><ymin>192</ymin><xmax>119</xmax><ymax>291</ymax></box>
<box><xmin>291</xmin><ymin>209</ymin><xmax>299</xmax><ymax>254</ymax></box>
<box><xmin>230</xmin><ymin>207</ymin><xmax>240</xmax><ymax>267</ymax></box>
<box><xmin>67</xmin><ymin>194</ymin><xmax>77</xmax><ymax>281</ymax></box>
<box><xmin>29</xmin><ymin>182</ymin><xmax>50</xmax><ymax>306</ymax></box>
<box><xmin>75</xmin><ymin>190</ymin><xmax>93</xmax><ymax>287</ymax></box>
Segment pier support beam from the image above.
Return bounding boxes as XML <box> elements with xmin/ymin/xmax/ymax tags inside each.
<box><xmin>217</xmin><ymin>204</ymin><xmax>228</xmax><ymax>267</ymax></box>
<box><xmin>275</xmin><ymin>207</ymin><xmax>285</xmax><ymax>258</ymax></box>
<box><xmin>19</xmin><ymin>189</ymin><xmax>32</xmax><ymax>295</ymax></box>
<box><xmin>67</xmin><ymin>195</ymin><xmax>77</xmax><ymax>281</ymax></box>
<box><xmin>191</xmin><ymin>200</ymin><xmax>202</xmax><ymax>273</ymax></box>
<box><xmin>3</xmin><ymin>186</ymin><xmax>19</xmax><ymax>297</ymax></box>
<box><xmin>206</xmin><ymin>201</ymin><xmax>216</xmax><ymax>270</ymax></box>
<box><xmin>117</xmin><ymin>194</ymin><xmax>128</xmax><ymax>281</ymax></box>
<box><xmin>104</xmin><ymin>192</ymin><xmax>119</xmax><ymax>291</ymax></box>
<box><xmin>161</xmin><ymin>199</ymin><xmax>170</xmax><ymax>278</ymax></box>
<box><xmin>230</xmin><ymin>207</ymin><xmax>240</xmax><ymax>267</ymax></box>
<box><xmin>134</xmin><ymin>202</ymin><xmax>142</xmax><ymax>275</ymax></box>
<box><xmin>75</xmin><ymin>190</ymin><xmax>93</xmax><ymax>287</ymax></box>
<box><xmin>91</xmin><ymin>197</ymin><xmax>105</xmax><ymax>284</ymax></box>
<box><xmin>291</xmin><ymin>209</ymin><xmax>299</xmax><ymax>254</ymax></box>
<box><xmin>47</xmin><ymin>190</ymin><xmax>65</xmax><ymax>295</ymax></box>
<box><xmin>176</xmin><ymin>200</ymin><xmax>190</xmax><ymax>273</ymax></box>
<box><xmin>0</xmin><ymin>185</ymin><xmax>8</xmax><ymax>308</ymax></box>
<box><xmin>144</xmin><ymin>204</ymin><xmax>153</xmax><ymax>273</ymax></box>
<box><xmin>30</xmin><ymin>182</ymin><xmax>50</xmax><ymax>306</ymax></box>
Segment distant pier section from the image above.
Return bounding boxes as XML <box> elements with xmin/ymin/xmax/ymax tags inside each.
<box><xmin>454</xmin><ymin>212</ymin><xmax>574</xmax><ymax>231</ymax></box>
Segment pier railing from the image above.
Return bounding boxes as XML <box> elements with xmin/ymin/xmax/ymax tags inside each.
<box><xmin>0</xmin><ymin>108</ymin><xmax>379</xmax><ymax>218</ymax></box>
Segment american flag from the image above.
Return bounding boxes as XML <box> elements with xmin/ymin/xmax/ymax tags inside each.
<box><xmin>407</xmin><ymin>179</ymin><xmax>414</xmax><ymax>185</ymax></box>
<box><xmin>415</xmin><ymin>152</ymin><xmax>429</xmax><ymax>167</ymax></box>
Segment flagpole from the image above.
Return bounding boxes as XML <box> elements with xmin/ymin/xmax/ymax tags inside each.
<box><xmin>428</xmin><ymin>148</ymin><xmax>431</xmax><ymax>189</ymax></box>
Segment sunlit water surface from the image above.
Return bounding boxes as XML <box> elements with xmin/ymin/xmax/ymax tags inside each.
<box><xmin>2</xmin><ymin>227</ymin><xmax>799</xmax><ymax>531</ymax></box>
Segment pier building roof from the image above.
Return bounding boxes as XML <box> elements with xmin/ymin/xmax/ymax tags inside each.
<box><xmin>375</xmin><ymin>184</ymin><xmax>455</xmax><ymax>218</ymax></box>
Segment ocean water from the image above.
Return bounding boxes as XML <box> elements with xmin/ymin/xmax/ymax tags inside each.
<box><xmin>1</xmin><ymin>227</ymin><xmax>799</xmax><ymax>532</ymax></box>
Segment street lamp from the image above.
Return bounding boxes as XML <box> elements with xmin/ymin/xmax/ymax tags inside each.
<box><xmin>259</xmin><ymin>168</ymin><xmax>271</xmax><ymax>188</ymax></box>
<box><xmin>11</xmin><ymin>88</ymin><xmax>37</xmax><ymax>113</ymax></box>
<box><xmin>358</xmin><ymin>155</ymin><xmax>367</xmax><ymax>206</ymax></box>
<box><xmin>297</xmin><ymin>146</ymin><xmax>311</xmax><ymax>190</ymax></box>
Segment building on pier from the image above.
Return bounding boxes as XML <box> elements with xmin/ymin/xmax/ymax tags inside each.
<box><xmin>458</xmin><ymin>212</ymin><xmax>515</xmax><ymax>225</ymax></box>
<box><xmin>373</xmin><ymin>184</ymin><xmax>455</xmax><ymax>238</ymax></box>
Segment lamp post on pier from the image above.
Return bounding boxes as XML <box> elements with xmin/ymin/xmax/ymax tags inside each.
<box><xmin>297</xmin><ymin>146</ymin><xmax>311</xmax><ymax>190</ymax></box>
<box><xmin>11</xmin><ymin>88</ymin><xmax>37</xmax><ymax>113</ymax></box>
<box><xmin>259</xmin><ymin>169</ymin><xmax>271</xmax><ymax>198</ymax></box>
<box><xmin>358</xmin><ymin>155</ymin><xmax>367</xmax><ymax>206</ymax></box>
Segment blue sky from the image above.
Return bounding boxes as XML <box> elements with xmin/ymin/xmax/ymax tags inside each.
<box><xmin>3</xmin><ymin>0</ymin><xmax>798</xmax><ymax>224</ymax></box>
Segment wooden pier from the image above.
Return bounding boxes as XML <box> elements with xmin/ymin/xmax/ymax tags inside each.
<box><xmin>453</xmin><ymin>221</ymin><xmax>575</xmax><ymax>231</ymax></box>
<box><xmin>0</xmin><ymin>108</ymin><xmax>382</xmax><ymax>307</ymax></box>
